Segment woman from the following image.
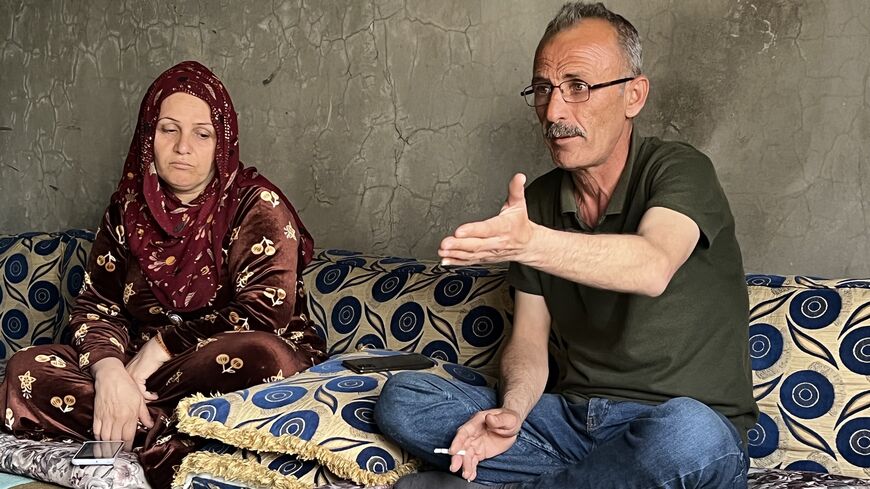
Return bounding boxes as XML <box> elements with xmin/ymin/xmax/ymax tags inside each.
<box><xmin>0</xmin><ymin>61</ymin><xmax>326</xmax><ymax>488</ymax></box>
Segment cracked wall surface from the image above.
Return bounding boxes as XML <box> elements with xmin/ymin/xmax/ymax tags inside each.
<box><xmin>1</xmin><ymin>0</ymin><xmax>868</xmax><ymax>277</ymax></box>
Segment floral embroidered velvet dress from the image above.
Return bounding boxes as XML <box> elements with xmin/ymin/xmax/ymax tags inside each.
<box><xmin>0</xmin><ymin>61</ymin><xmax>326</xmax><ymax>488</ymax></box>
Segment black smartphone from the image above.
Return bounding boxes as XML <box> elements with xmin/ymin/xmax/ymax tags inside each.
<box><xmin>342</xmin><ymin>353</ymin><xmax>436</xmax><ymax>373</ymax></box>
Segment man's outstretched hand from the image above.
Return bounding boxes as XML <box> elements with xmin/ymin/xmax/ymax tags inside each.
<box><xmin>439</xmin><ymin>173</ymin><xmax>537</xmax><ymax>266</ymax></box>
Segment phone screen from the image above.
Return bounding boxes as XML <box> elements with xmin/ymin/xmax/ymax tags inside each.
<box><xmin>72</xmin><ymin>441</ymin><xmax>123</xmax><ymax>464</ymax></box>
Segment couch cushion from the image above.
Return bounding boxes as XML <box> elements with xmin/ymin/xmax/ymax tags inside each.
<box><xmin>176</xmin><ymin>350</ymin><xmax>496</xmax><ymax>489</ymax></box>
<box><xmin>747</xmin><ymin>275</ymin><xmax>870</xmax><ymax>479</ymax></box>
<box><xmin>303</xmin><ymin>250</ymin><xmax>514</xmax><ymax>377</ymax></box>
<box><xmin>0</xmin><ymin>231</ymin><xmax>93</xmax><ymax>380</ymax></box>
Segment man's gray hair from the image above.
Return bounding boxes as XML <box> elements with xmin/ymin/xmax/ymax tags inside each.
<box><xmin>541</xmin><ymin>2</ymin><xmax>643</xmax><ymax>76</ymax></box>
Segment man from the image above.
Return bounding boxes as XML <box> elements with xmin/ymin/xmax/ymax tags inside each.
<box><xmin>374</xmin><ymin>3</ymin><xmax>758</xmax><ymax>488</ymax></box>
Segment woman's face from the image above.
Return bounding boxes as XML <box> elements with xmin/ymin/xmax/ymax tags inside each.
<box><xmin>153</xmin><ymin>92</ymin><xmax>217</xmax><ymax>203</ymax></box>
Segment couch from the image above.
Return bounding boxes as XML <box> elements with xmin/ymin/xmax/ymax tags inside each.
<box><xmin>1</xmin><ymin>230</ymin><xmax>870</xmax><ymax>488</ymax></box>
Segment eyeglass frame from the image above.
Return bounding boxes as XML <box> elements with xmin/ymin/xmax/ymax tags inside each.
<box><xmin>520</xmin><ymin>77</ymin><xmax>636</xmax><ymax>107</ymax></box>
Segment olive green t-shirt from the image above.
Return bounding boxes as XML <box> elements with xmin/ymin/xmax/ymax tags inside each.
<box><xmin>508</xmin><ymin>128</ymin><xmax>759</xmax><ymax>439</ymax></box>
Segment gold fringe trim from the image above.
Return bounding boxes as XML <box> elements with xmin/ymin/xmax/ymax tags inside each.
<box><xmin>173</xmin><ymin>451</ymin><xmax>313</xmax><ymax>489</ymax></box>
<box><xmin>176</xmin><ymin>394</ymin><xmax>420</xmax><ymax>486</ymax></box>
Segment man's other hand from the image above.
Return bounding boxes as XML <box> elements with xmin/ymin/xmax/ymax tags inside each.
<box><xmin>447</xmin><ymin>408</ymin><xmax>522</xmax><ymax>481</ymax></box>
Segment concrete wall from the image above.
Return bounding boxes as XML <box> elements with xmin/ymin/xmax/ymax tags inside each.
<box><xmin>1</xmin><ymin>0</ymin><xmax>868</xmax><ymax>277</ymax></box>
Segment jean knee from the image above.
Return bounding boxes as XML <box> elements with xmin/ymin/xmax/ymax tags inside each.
<box><xmin>654</xmin><ymin>397</ymin><xmax>741</xmax><ymax>460</ymax></box>
<box><xmin>375</xmin><ymin>371</ymin><xmax>443</xmax><ymax>437</ymax></box>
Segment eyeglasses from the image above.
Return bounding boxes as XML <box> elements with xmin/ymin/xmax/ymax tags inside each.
<box><xmin>520</xmin><ymin>77</ymin><xmax>636</xmax><ymax>107</ymax></box>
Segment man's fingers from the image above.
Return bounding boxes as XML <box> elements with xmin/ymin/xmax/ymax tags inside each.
<box><xmin>454</xmin><ymin>216</ymin><xmax>507</xmax><ymax>240</ymax></box>
<box><xmin>507</xmin><ymin>173</ymin><xmax>527</xmax><ymax>207</ymax></box>
<box><xmin>92</xmin><ymin>418</ymin><xmax>102</xmax><ymax>441</ymax></box>
<box><xmin>461</xmin><ymin>448</ymin><xmax>477</xmax><ymax>480</ymax></box>
<box><xmin>439</xmin><ymin>236</ymin><xmax>504</xmax><ymax>256</ymax></box>
<box><xmin>449</xmin><ymin>453</ymin><xmax>463</xmax><ymax>473</ymax></box>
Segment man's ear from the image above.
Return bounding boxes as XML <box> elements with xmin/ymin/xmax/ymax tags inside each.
<box><xmin>624</xmin><ymin>75</ymin><xmax>649</xmax><ymax>118</ymax></box>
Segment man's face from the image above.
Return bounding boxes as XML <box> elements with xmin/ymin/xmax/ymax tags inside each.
<box><xmin>533</xmin><ymin>19</ymin><xmax>633</xmax><ymax>171</ymax></box>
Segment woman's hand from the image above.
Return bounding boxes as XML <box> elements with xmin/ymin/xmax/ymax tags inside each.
<box><xmin>91</xmin><ymin>358</ymin><xmax>154</xmax><ymax>451</ymax></box>
<box><xmin>125</xmin><ymin>337</ymin><xmax>171</xmax><ymax>400</ymax></box>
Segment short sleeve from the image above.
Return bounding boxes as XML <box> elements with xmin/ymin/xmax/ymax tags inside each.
<box><xmin>645</xmin><ymin>148</ymin><xmax>732</xmax><ymax>249</ymax></box>
<box><xmin>507</xmin><ymin>261</ymin><xmax>543</xmax><ymax>296</ymax></box>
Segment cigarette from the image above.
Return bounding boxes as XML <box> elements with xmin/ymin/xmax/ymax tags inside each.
<box><xmin>433</xmin><ymin>448</ymin><xmax>466</xmax><ymax>456</ymax></box>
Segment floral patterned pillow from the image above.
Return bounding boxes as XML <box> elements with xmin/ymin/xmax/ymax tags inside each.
<box><xmin>176</xmin><ymin>349</ymin><xmax>495</xmax><ymax>488</ymax></box>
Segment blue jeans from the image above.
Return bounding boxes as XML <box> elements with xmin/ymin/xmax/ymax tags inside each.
<box><xmin>374</xmin><ymin>372</ymin><xmax>748</xmax><ymax>489</ymax></box>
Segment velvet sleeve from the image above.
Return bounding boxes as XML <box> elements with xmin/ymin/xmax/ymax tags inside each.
<box><xmin>159</xmin><ymin>188</ymin><xmax>306</xmax><ymax>355</ymax></box>
<box><xmin>68</xmin><ymin>205</ymin><xmax>133</xmax><ymax>372</ymax></box>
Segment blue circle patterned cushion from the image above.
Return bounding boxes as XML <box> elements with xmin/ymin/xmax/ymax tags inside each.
<box><xmin>0</xmin><ymin>231</ymin><xmax>93</xmax><ymax>379</ymax></box>
<box><xmin>301</xmin><ymin>250</ymin><xmax>516</xmax><ymax>378</ymax></box>
<box><xmin>747</xmin><ymin>275</ymin><xmax>870</xmax><ymax>479</ymax></box>
<box><xmin>175</xmin><ymin>350</ymin><xmax>496</xmax><ymax>488</ymax></box>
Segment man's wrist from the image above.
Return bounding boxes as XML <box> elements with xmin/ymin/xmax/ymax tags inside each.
<box><xmin>520</xmin><ymin>222</ymin><xmax>548</xmax><ymax>269</ymax></box>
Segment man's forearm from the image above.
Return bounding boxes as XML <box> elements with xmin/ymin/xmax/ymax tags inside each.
<box><xmin>523</xmin><ymin>224</ymin><xmax>671</xmax><ymax>296</ymax></box>
<box><xmin>499</xmin><ymin>337</ymin><xmax>549</xmax><ymax>422</ymax></box>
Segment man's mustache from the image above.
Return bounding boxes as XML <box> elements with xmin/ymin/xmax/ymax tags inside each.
<box><xmin>545</xmin><ymin>122</ymin><xmax>586</xmax><ymax>139</ymax></box>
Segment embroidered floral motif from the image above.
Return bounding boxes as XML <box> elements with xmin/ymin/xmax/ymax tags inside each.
<box><xmin>50</xmin><ymin>395</ymin><xmax>76</xmax><ymax>413</ymax></box>
<box><xmin>235</xmin><ymin>266</ymin><xmax>253</xmax><ymax>291</ymax></box>
<box><xmin>155</xmin><ymin>434</ymin><xmax>172</xmax><ymax>446</ymax></box>
<box><xmin>34</xmin><ymin>355</ymin><xmax>66</xmax><ymax>368</ymax></box>
<box><xmin>195</xmin><ymin>337</ymin><xmax>218</xmax><ymax>350</ymax></box>
<box><xmin>227</xmin><ymin>311</ymin><xmax>250</xmax><ymax>331</ymax></box>
<box><xmin>146</xmin><ymin>251</ymin><xmax>175</xmax><ymax>272</ymax></box>
<box><xmin>73</xmin><ymin>325</ymin><xmax>88</xmax><ymax>345</ymax></box>
<box><xmin>18</xmin><ymin>371</ymin><xmax>35</xmax><ymax>399</ymax></box>
<box><xmin>109</xmin><ymin>337</ymin><xmax>124</xmax><ymax>352</ymax></box>
<box><xmin>84</xmin><ymin>271</ymin><xmax>92</xmax><ymax>286</ymax></box>
<box><xmin>259</xmin><ymin>190</ymin><xmax>281</xmax><ymax>207</ymax></box>
<box><xmin>284</xmin><ymin>222</ymin><xmax>296</xmax><ymax>240</ymax></box>
<box><xmin>95</xmin><ymin>252</ymin><xmax>117</xmax><ymax>272</ymax></box>
<box><xmin>263</xmin><ymin>287</ymin><xmax>286</xmax><ymax>306</ymax></box>
<box><xmin>250</xmin><ymin>237</ymin><xmax>276</xmax><ymax>256</ymax></box>
<box><xmin>5</xmin><ymin>408</ymin><xmax>13</xmax><ymax>430</ymax></box>
<box><xmin>123</xmin><ymin>282</ymin><xmax>136</xmax><ymax>304</ymax></box>
<box><xmin>79</xmin><ymin>353</ymin><xmax>90</xmax><ymax>368</ymax></box>
<box><xmin>280</xmin><ymin>337</ymin><xmax>298</xmax><ymax>351</ymax></box>
<box><xmin>166</xmin><ymin>370</ymin><xmax>183</xmax><ymax>385</ymax></box>
<box><xmin>86</xmin><ymin>313</ymin><xmax>99</xmax><ymax>321</ymax></box>
<box><xmin>148</xmin><ymin>306</ymin><xmax>164</xmax><ymax>315</ymax></box>
<box><xmin>263</xmin><ymin>369</ymin><xmax>284</xmax><ymax>383</ymax></box>
<box><xmin>229</xmin><ymin>226</ymin><xmax>241</xmax><ymax>244</ymax></box>
<box><xmin>114</xmin><ymin>225</ymin><xmax>126</xmax><ymax>244</ymax></box>
<box><xmin>201</xmin><ymin>313</ymin><xmax>218</xmax><ymax>323</ymax></box>
<box><xmin>124</xmin><ymin>189</ymin><xmax>137</xmax><ymax>211</ymax></box>
<box><xmin>96</xmin><ymin>303</ymin><xmax>121</xmax><ymax>317</ymax></box>
<box><xmin>215</xmin><ymin>354</ymin><xmax>243</xmax><ymax>373</ymax></box>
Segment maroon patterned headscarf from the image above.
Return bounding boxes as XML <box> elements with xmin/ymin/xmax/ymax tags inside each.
<box><xmin>112</xmin><ymin>60</ymin><xmax>313</xmax><ymax>312</ymax></box>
